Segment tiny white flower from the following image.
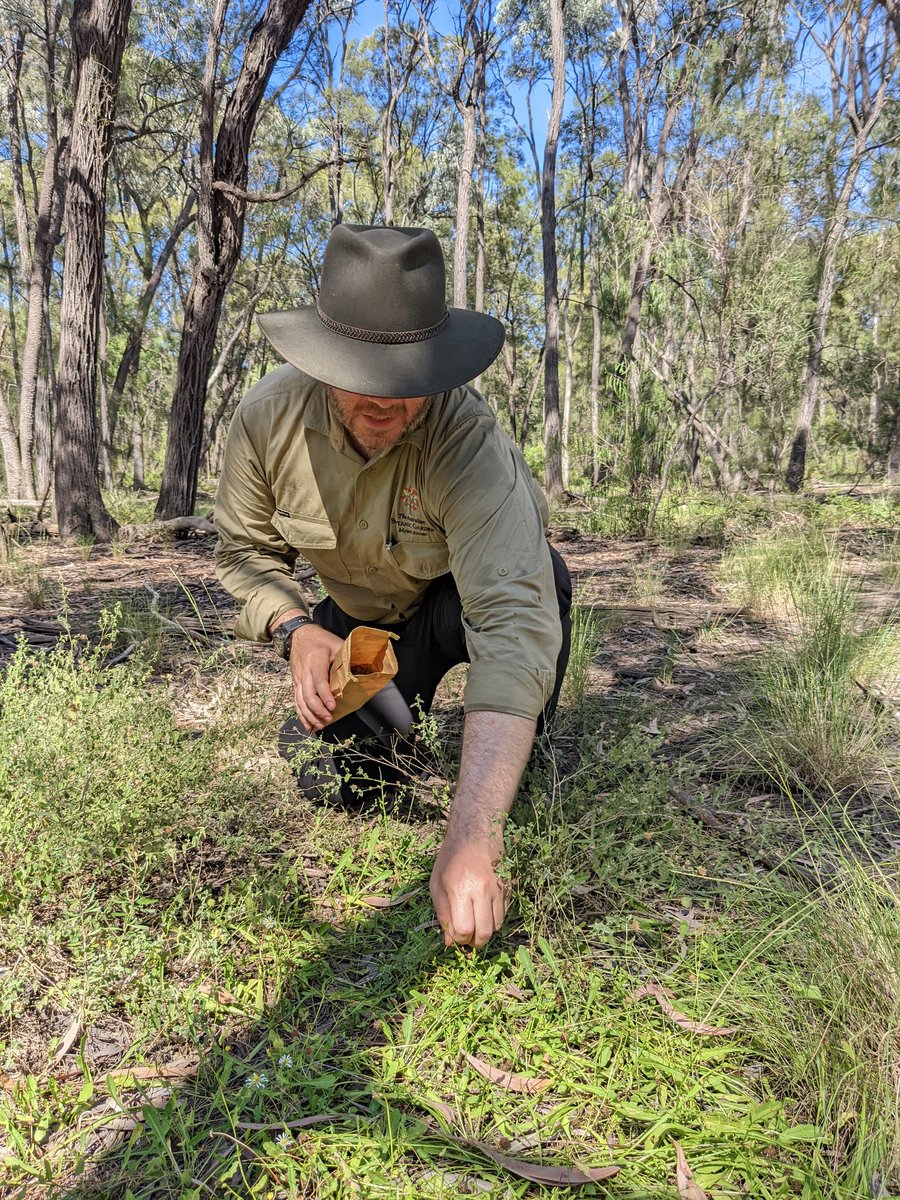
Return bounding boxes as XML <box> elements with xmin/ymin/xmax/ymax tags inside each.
<box><xmin>245</xmin><ymin>1070</ymin><xmax>269</xmax><ymax>1091</ymax></box>
<box><xmin>277</xmin><ymin>1053</ymin><xmax>293</xmax><ymax>1069</ymax></box>
<box><xmin>262</xmin><ymin>915</ymin><xmax>275</xmax><ymax>929</ymax></box>
<box><xmin>276</xmin><ymin>1131</ymin><xmax>294</xmax><ymax>1147</ymax></box>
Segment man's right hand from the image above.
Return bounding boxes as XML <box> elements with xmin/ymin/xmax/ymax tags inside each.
<box><xmin>287</xmin><ymin>622</ymin><xmax>344</xmax><ymax>732</ymax></box>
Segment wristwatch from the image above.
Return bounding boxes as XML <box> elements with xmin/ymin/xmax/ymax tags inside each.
<box><xmin>271</xmin><ymin>614</ymin><xmax>314</xmax><ymax>660</ymax></box>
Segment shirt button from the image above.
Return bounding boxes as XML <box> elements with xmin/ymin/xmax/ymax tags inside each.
<box><xmin>498</xmin><ymin>567</ymin><xmax>508</xmax><ymax>576</ymax></box>
<box><xmin>359</xmin><ymin>520</ymin><xmax>368</xmax><ymax>529</ymax></box>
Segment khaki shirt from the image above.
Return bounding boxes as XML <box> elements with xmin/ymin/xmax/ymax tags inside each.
<box><xmin>214</xmin><ymin>365</ymin><xmax>562</xmax><ymax>720</ymax></box>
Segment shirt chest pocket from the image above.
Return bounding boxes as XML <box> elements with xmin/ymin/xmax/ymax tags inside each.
<box><xmin>271</xmin><ymin>510</ymin><xmax>337</xmax><ymax>551</ymax></box>
<box><xmin>386</xmin><ymin>539</ymin><xmax>450</xmax><ymax>581</ymax></box>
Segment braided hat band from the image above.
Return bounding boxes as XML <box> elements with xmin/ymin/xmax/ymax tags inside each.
<box><xmin>316</xmin><ymin>303</ymin><xmax>450</xmax><ymax>345</ymax></box>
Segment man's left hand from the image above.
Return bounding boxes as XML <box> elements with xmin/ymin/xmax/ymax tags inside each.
<box><xmin>429</xmin><ymin>839</ymin><xmax>508</xmax><ymax>948</ymax></box>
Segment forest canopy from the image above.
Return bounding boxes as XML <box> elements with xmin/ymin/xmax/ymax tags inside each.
<box><xmin>0</xmin><ymin>0</ymin><xmax>897</xmax><ymax>537</ymax></box>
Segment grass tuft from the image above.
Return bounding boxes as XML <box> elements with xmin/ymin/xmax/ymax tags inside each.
<box><xmin>720</xmin><ymin>532</ymin><xmax>897</xmax><ymax>795</ymax></box>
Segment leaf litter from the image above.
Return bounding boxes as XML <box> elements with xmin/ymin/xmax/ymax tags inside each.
<box><xmin>675</xmin><ymin>1141</ymin><xmax>708</xmax><ymax>1199</ymax></box>
<box><xmin>465</xmin><ymin>1052</ymin><xmax>551</xmax><ymax>1095</ymax></box>
<box><xmin>634</xmin><ymin>984</ymin><xmax>737</xmax><ymax>1037</ymax></box>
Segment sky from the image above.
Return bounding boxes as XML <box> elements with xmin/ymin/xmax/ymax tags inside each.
<box><xmin>326</xmin><ymin>0</ymin><xmax>558</xmax><ymax>152</ymax></box>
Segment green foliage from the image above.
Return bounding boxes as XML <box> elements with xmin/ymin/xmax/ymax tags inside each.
<box><xmin>102</xmin><ymin>488</ymin><xmax>161</xmax><ymax>526</ymax></box>
<box><xmin>720</xmin><ymin>533</ymin><xmax>898</xmax><ymax>794</ymax></box>
<box><xmin>0</xmin><ymin>571</ymin><xmax>898</xmax><ymax>1195</ymax></box>
<box><xmin>0</xmin><ymin>534</ymin><xmax>52</xmax><ymax>608</ymax></box>
<box><xmin>560</xmin><ymin>603</ymin><xmax>601</xmax><ymax>707</ymax></box>
<box><xmin>0</xmin><ymin>627</ymin><xmax>206</xmax><ymax>913</ymax></box>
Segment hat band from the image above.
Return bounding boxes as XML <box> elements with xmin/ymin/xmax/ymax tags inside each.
<box><xmin>316</xmin><ymin>303</ymin><xmax>449</xmax><ymax>345</ymax></box>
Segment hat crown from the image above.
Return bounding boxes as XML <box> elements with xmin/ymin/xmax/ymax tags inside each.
<box><xmin>318</xmin><ymin>225</ymin><xmax>447</xmax><ymax>335</ymax></box>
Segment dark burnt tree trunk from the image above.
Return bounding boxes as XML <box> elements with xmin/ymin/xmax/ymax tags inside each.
<box><xmin>541</xmin><ymin>0</ymin><xmax>566</xmax><ymax>501</ymax></box>
<box><xmin>54</xmin><ymin>0</ymin><xmax>131</xmax><ymax>541</ymax></box>
<box><xmin>156</xmin><ymin>0</ymin><xmax>312</xmax><ymax>520</ymax></box>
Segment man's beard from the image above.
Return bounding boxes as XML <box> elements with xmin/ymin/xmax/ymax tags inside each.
<box><xmin>326</xmin><ymin>387</ymin><xmax>432</xmax><ymax>456</ymax></box>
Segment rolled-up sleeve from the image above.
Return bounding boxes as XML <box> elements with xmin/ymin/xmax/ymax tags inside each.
<box><xmin>214</xmin><ymin>405</ymin><xmax>308</xmax><ymax>641</ymax></box>
<box><xmin>430</xmin><ymin>416</ymin><xmax>561</xmax><ymax>721</ymax></box>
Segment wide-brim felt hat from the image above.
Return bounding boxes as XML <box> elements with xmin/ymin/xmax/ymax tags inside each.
<box><xmin>257</xmin><ymin>224</ymin><xmax>505</xmax><ymax>398</ymax></box>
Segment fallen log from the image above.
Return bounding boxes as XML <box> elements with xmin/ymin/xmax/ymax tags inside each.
<box><xmin>119</xmin><ymin>516</ymin><xmax>217</xmax><ymax>541</ymax></box>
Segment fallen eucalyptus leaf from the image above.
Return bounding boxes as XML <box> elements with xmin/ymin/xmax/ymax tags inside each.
<box><xmin>464</xmin><ymin>1139</ymin><xmax>620</xmax><ymax>1186</ymax></box>
<box><xmin>465</xmin><ymin>1053</ymin><xmax>550</xmax><ymax>1095</ymax></box>
<box><xmin>49</xmin><ymin>1014</ymin><xmax>83</xmax><ymax>1068</ymax></box>
<box><xmin>675</xmin><ymin>1141</ymin><xmax>708</xmax><ymax>1199</ymax></box>
<box><xmin>635</xmin><ymin>985</ymin><xmax>736</xmax><ymax>1037</ymax></box>
<box><xmin>357</xmin><ymin>889</ymin><xmax>420</xmax><ymax>908</ymax></box>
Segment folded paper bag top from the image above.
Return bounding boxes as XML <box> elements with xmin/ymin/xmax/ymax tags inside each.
<box><xmin>328</xmin><ymin>626</ymin><xmax>399</xmax><ymax>722</ymax></box>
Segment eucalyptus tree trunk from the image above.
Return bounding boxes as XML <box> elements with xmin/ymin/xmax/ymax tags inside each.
<box><xmin>785</xmin><ymin>0</ymin><xmax>895</xmax><ymax>491</ymax></box>
<box><xmin>380</xmin><ymin>0</ymin><xmax>399</xmax><ymax>225</ymax></box>
<box><xmin>3</xmin><ymin>32</ymin><xmax>31</xmax><ymax>287</ymax></box>
<box><xmin>378</xmin><ymin>0</ymin><xmax>429</xmax><ymax>226</ymax></box>
<box><xmin>111</xmin><ymin>189</ymin><xmax>196</xmax><ymax>406</ymax></box>
<box><xmin>10</xmin><ymin>2</ymin><xmax>67</xmax><ymax>503</ymax></box>
<box><xmin>97</xmin><ymin>301</ymin><xmax>112</xmax><ymax>488</ymax></box>
<box><xmin>867</xmin><ymin>300</ymin><xmax>882</xmax><ymax>456</ymax></box>
<box><xmin>54</xmin><ymin>0</ymin><xmax>131</xmax><ymax>541</ymax></box>
<box><xmin>887</xmin><ymin>409</ymin><xmax>900</xmax><ymax>483</ymax></box>
<box><xmin>0</xmin><ymin>325</ymin><xmax>21</xmax><ymax>494</ymax></box>
<box><xmin>562</xmin><ymin>296</ymin><xmax>583</xmax><ymax>490</ymax></box>
<box><xmin>130</xmin><ymin>407</ymin><xmax>145</xmax><ymax>490</ymax></box>
<box><xmin>588</xmin><ymin>241</ymin><xmax>602</xmax><ymax>487</ymax></box>
<box><xmin>34</xmin><ymin>378</ymin><xmax>52</xmax><ymax>500</ymax></box>
<box><xmin>156</xmin><ymin>0</ymin><xmax>312</xmax><ymax>519</ymax></box>
<box><xmin>472</xmin><ymin>81</ymin><xmax>488</xmax><ymax>396</ymax></box>
<box><xmin>541</xmin><ymin>0</ymin><xmax>565</xmax><ymax>501</ymax></box>
<box><xmin>318</xmin><ymin>3</ymin><xmax>353</xmax><ymax>226</ymax></box>
<box><xmin>450</xmin><ymin>0</ymin><xmax>487</xmax><ymax>308</ymax></box>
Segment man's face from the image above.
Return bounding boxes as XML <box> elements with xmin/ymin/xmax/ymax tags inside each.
<box><xmin>327</xmin><ymin>386</ymin><xmax>429</xmax><ymax>458</ymax></box>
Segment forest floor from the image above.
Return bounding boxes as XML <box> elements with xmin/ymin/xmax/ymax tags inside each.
<box><xmin>0</xmin><ymin>489</ymin><xmax>897</xmax><ymax>1199</ymax></box>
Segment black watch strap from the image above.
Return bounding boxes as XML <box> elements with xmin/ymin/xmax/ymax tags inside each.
<box><xmin>272</xmin><ymin>614</ymin><xmax>313</xmax><ymax>659</ymax></box>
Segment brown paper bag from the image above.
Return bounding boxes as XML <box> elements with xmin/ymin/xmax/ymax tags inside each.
<box><xmin>328</xmin><ymin>626</ymin><xmax>399</xmax><ymax>722</ymax></box>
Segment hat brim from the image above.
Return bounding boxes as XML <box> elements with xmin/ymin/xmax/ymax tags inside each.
<box><xmin>257</xmin><ymin>306</ymin><xmax>505</xmax><ymax>398</ymax></box>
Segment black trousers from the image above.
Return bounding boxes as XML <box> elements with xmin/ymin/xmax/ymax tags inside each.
<box><xmin>279</xmin><ymin>546</ymin><xmax>572</xmax><ymax>798</ymax></box>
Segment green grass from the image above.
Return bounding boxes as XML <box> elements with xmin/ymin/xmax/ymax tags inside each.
<box><xmin>556</xmin><ymin>486</ymin><xmax>899</xmax><ymax>551</ymax></box>
<box><xmin>0</xmin><ymin>530</ymin><xmax>52</xmax><ymax>608</ymax></box>
<box><xmin>1</xmin><ymin>499</ymin><xmax>899</xmax><ymax>1200</ymax></box>
<box><xmin>0</xmin><ymin>622</ymin><xmax>897</xmax><ymax>1198</ymax></box>
<box><xmin>719</xmin><ymin>532</ymin><xmax>897</xmax><ymax>794</ymax></box>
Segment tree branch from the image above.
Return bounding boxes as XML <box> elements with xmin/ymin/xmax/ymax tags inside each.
<box><xmin>210</xmin><ymin>158</ymin><xmax>343</xmax><ymax>203</ymax></box>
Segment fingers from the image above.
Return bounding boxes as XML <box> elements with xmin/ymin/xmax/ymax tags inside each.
<box><xmin>430</xmin><ymin>856</ymin><xmax>507</xmax><ymax>948</ymax></box>
<box><xmin>289</xmin><ymin>628</ymin><xmax>340</xmax><ymax>731</ymax></box>
<box><xmin>429</xmin><ymin>874</ymin><xmax>457</xmax><ymax>947</ymax></box>
<box><xmin>491</xmin><ymin>889</ymin><xmax>508</xmax><ymax>938</ymax></box>
<box><xmin>295</xmin><ymin>666</ymin><xmax>335</xmax><ymax>731</ymax></box>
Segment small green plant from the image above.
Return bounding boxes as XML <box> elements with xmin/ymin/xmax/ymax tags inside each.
<box><xmin>561</xmin><ymin>603</ymin><xmax>602</xmax><ymax>708</ymax></box>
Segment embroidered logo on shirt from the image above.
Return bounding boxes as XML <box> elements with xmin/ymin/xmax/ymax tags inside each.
<box><xmin>401</xmin><ymin>485</ymin><xmax>420</xmax><ymax>515</ymax></box>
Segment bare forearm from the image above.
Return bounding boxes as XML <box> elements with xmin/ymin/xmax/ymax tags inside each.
<box><xmin>430</xmin><ymin>710</ymin><xmax>535</xmax><ymax>947</ymax></box>
<box><xmin>446</xmin><ymin>711</ymin><xmax>536</xmax><ymax>849</ymax></box>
